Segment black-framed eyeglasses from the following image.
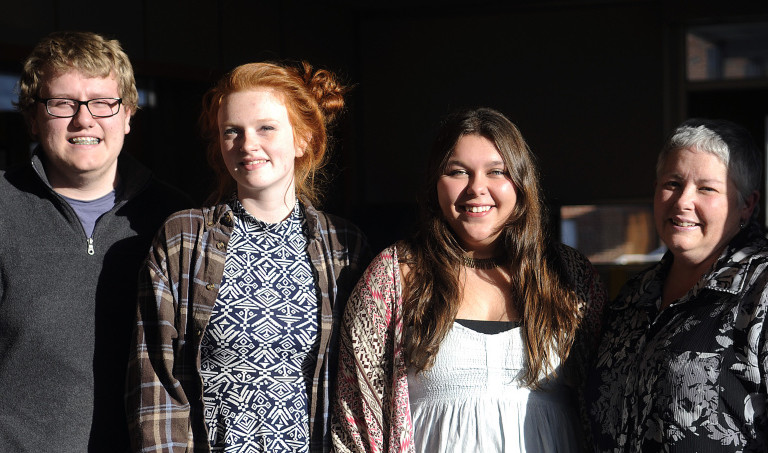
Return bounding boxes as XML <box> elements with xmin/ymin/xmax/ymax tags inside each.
<box><xmin>36</xmin><ymin>97</ymin><xmax>123</xmax><ymax>118</ymax></box>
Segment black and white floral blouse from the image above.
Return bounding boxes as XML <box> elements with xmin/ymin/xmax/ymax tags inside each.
<box><xmin>586</xmin><ymin>223</ymin><xmax>768</xmax><ymax>452</ymax></box>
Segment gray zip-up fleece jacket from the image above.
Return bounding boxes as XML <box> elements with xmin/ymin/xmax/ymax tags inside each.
<box><xmin>0</xmin><ymin>149</ymin><xmax>192</xmax><ymax>453</ymax></box>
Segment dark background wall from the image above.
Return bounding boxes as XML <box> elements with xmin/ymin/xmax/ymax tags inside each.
<box><xmin>1</xmin><ymin>0</ymin><xmax>767</xmax><ymax>261</ymax></box>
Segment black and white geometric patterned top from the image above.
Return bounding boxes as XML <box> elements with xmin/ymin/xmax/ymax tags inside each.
<box><xmin>200</xmin><ymin>200</ymin><xmax>319</xmax><ymax>452</ymax></box>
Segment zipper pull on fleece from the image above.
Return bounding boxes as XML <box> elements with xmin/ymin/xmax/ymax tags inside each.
<box><xmin>87</xmin><ymin>237</ymin><xmax>95</xmax><ymax>256</ymax></box>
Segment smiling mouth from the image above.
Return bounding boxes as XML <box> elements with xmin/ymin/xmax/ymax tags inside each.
<box><xmin>464</xmin><ymin>206</ymin><xmax>491</xmax><ymax>213</ymax></box>
<box><xmin>672</xmin><ymin>220</ymin><xmax>698</xmax><ymax>227</ymax></box>
<box><xmin>243</xmin><ymin>159</ymin><xmax>268</xmax><ymax>165</ymax></box>
<box><xmin>69</xmin><ymin>137</ymin><xmax>100</xmax><ymax>145</ymax></box>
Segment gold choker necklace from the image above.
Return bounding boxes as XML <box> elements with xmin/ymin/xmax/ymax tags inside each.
<box><xmin>462</xmin><ymin>255</ymin><xmax>507</xmax><ymax>269</ymax></box>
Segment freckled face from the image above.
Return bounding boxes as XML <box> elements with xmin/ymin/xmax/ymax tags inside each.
<box><xmin>654</xmin><ymin>147</ymin><xmax>752</xmax><ymax>268</ymax></box>
<box><xmin>437</xmin><ymin>134</ymin><xmax>517</xmax><ymax>256</ymax></box>
<box><xmin>31</xmin><ymin>70</ymin><xmax>131</xmax><ymax>188</ymax></box>
<box><xmin>218</xmin><ymin>88</ymin><xmax>304</xmax><ymax>201</ymax></box>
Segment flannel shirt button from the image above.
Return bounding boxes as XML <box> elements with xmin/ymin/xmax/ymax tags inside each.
<box><xmin>196</xmin><ymin>329</ymin><xmax>203</xmax><ymax>336</ymax></box>
<box><xmin>216</xmin><ymin>242</ymin><xmax>225</xmax><ymax>250</ymax></box>
<box><xmin>205</xmin><ymin>283</ymin><xmax>215</xmax><ymax>290</ymax></box>
<box><xmin>207</xmin><ymin>220</ymin><xmax>214</xmax><ymax>226</ymax></box>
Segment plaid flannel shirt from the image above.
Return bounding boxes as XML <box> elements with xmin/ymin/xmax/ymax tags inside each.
<box><xmin>126</xmin><ymin>198</ymin><xmax>370</xmax><ymax>453</ymax></box>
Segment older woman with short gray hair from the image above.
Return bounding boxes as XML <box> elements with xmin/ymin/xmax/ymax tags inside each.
<box><xmin>587</xmin><ymin>118</ymin><xmax>768</xmax><ymax>452</ymax></box>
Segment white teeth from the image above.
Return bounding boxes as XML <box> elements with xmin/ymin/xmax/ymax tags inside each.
<box><xmin>244</xmin><ymin>160</ymin><xmax>267</xmax><ymax>165</ymax></box>
<box><xmin>69</xmin><ymin>137</ymin><xmax>100</xmax><ymax>145</ymax></box>
<box><xmin>673</xmin><ymin>220</ymin><xmax>697</xmax><ymax>227</ymax></box>
<box><xmin>466</xmin><ymin>206</ymin><xmax>491</xmax><ymax>213</ymax></box>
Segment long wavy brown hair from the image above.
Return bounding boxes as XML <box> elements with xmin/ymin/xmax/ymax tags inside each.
<box><xmin>401</xmin><ymin>107</ymin><xmax>581</xmax><ymax>388</ymax></box>
<box><xmin>199</xmin><ymin>61</ymin><xmax>348</xmax><ymax>205</ymax></box>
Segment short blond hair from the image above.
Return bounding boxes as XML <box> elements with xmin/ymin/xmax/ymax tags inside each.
<box><xmin>17</xmin><ymin>31</ymin><xmax>138</xmax><ymax>124</ymax></box>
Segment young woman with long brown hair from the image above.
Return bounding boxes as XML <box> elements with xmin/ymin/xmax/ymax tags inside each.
<box><xmin>333</xmin><ymin>107</ymin><xmax>605</xmax><ymax>452</ymax></box>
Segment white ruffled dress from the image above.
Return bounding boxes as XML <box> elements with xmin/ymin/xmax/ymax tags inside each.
<box><xmin>407</xmin><ymin>322</ymin><xmax>581</xmax><ymax>452</ymax></box>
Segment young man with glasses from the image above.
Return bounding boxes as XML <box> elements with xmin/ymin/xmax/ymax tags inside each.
<box><xmin>0</xmin><ymin>31</ymin><xmax>191</xmax><ymax>452</ymax></box>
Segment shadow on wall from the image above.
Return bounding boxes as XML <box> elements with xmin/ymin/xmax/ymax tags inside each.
<box><xmin>351</xmin><ymin>202</ymin><xmax>419</xmax><ymax>255</ymax></box>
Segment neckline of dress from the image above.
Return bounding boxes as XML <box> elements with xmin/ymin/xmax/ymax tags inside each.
<box><xmin>453</xmin><ymin>318</ymin><xmax>521</xmax><ymax>335</ymax></box>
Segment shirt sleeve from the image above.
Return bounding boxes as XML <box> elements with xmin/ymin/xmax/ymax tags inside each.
<box><xmin>555</xmin><ymin>243</ymin><xmax>608</xmax><ymax>450</ymax></box>
<box><xmin>756</xmin><ymin>289</ymin><xmax>768</xmax><ymax>437</ymax></box>
<box><xmin>331</xmin><ymin>246</ymin><xmax>413</xmax><ymax>453</ymax></box>
<box><xmin>557</xmin><ymin>243</ymin><xmax>608</xmax><ymax>346</ymax></box>
<box><xmin>125</xmin><ymin>229</ymin><xmax>192</xmax><ymax>453</ymax></box>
